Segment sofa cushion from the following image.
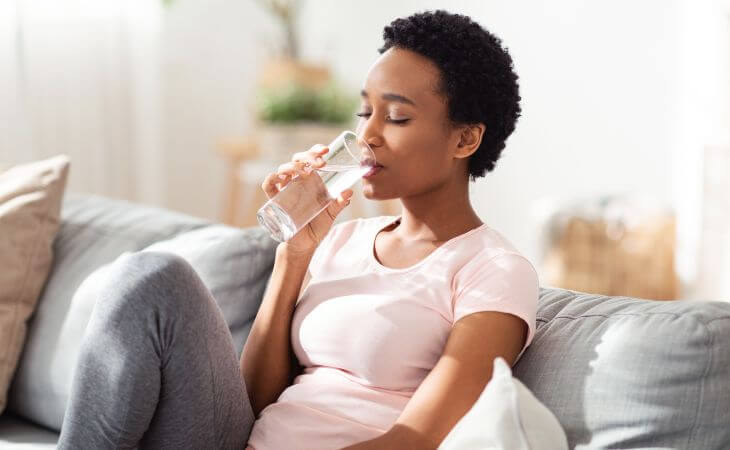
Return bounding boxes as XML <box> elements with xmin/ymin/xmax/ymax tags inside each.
<box><xmin>143</xmin><ymin>224</ymin><xmax>277</xmax><ymax>356</ymax></box>
<box><xmin>514</xmin><ymin>288</ymin><xmax>730</xmax><ymax>449</ymax></box>
<box><xmin>0</xmin><ymin>155</ymin><xmax>69</xmax><ymax>414</ymax></box>
<box><xmin>6</xmin><ymin>194</ymin><xmax>277</xmax><ymax>432</ymax></box>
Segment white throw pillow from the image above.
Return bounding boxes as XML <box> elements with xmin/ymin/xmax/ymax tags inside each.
<box><xmin>439</xmin><ymin>357</ymin><xmax>568</xmax><ymax>450</ymax></box>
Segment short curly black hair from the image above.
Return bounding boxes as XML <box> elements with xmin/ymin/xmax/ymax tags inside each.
<box><xmin>379</xmin><ymin>10</ymin><xmax>521</xmax><ymax>180</ymax></box>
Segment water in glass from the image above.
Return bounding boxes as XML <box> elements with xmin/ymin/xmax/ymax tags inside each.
<box><xmin>257</xmin><ymin>164</ymin><xmax>370</xmax><ymax>242</ymax></box>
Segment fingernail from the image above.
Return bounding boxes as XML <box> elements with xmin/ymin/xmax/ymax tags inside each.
<box><xmin>278</xmin><ymin>174</ymin><xmax>287</xmax><ymax>180</ymax></box>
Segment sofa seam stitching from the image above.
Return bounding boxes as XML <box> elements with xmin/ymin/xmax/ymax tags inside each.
<box><xmin>536</xmin><ymin>312</ymin><xmax>730</xmax><ymax>326</ymax></box>
<box><xmin>705</xmin><ymin>316</ymin><xmax>730</xmax><ymax>324</ymax></box>
<box><xmin>687</xmin><ymin>319</ymin><xmax>712</xmax><ymax>448</ymax></box>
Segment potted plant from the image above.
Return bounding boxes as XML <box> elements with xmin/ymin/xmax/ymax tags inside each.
<box><xmin>252</xmin><ymin>0</ymin><xmax>357</xmax><ymax>160</ymax></box>
<box><xmin>254</xmin><ymin>80</ymin><xmax>356</xmax><ymax>160</ymax></box>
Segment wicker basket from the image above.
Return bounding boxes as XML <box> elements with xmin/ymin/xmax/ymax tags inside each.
<box><xmin>543</xmin><ymin>212</ymin><xmax>679</xmax><ymax>300</ymax></box>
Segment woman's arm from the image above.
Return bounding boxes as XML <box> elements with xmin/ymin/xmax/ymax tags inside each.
<box><xmin>241</xmin><ymin>143</ymin><xmax>352</xmax><ymax>417</ymax></box>
<box><xmin>342</xmin><ymin>311</ymin><xmax>528</xmax><ymax>449</ymax></box>
<box><xmin>240</xmin><ymin>243</ymin><xmax>313</xmax><ymax>417</ymax></box>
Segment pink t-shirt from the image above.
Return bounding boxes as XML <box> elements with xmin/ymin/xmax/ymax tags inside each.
<box><xmin>246</xmin><ymin>216</ymin><xmax>539</xmax><ymax>450</ymax></box>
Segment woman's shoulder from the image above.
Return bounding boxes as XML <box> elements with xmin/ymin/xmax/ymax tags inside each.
<box><xmin>473</xmin><ymin>225</ymin><xmax>524</xmax><ymax>257</ymax></box>
<box><xmin>453</xmin><ymin>225</ymin><xmax>538</xmax><ymax>281</ymax></box>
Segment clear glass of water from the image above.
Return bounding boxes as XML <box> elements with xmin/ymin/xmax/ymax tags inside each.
<box><xmin>256</xmin><ymin>131</ymin><xmax>376</xmax><ymax>242</ymax></box>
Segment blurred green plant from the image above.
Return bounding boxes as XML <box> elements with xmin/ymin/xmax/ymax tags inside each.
<box><xmin>256</xmin><ymin>81</ymin><xmax>356</xmax><ymax>124</ymax></box>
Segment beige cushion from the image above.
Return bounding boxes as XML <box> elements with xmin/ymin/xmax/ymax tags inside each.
<box><xmin>0</xmin><ymin>155</ymin><xmax>70</xmax><ymax>414</ymax></box>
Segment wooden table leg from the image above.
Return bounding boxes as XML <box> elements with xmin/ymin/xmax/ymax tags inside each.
<box><xmin>222</xmin><ymin>157</ymin><xmax>242</xmax><ymax>226</ymax></box>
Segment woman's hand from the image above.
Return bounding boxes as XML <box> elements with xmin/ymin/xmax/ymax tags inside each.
<box><xmin>261</xmin><ymin>144</ymin><xmax>354</xmax><ymax>254</ymax></box>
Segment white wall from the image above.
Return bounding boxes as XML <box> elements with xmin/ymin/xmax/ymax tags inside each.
<box><xmin>160</xmin><ymin>0</ymin><xmax>273</xmax><ymax>219</ymax></box>
<box><xmin>4</xmin><ymin>1</ymin><xmax>725</xmax><ymax>295</ymax></box>
<box><xmin>0</xmin><ymin>0</ymin><xmax>163</xmax><ymax>203</ymax></box>
<box><xmin>155</xmin><ymin>0</ymin><xmax>729</xmax><ymax>294</ymax></box>
<box><xmin>676</xmin><ymin>0</ymin><xmax>730</xmax><ymax>298</ymax></box>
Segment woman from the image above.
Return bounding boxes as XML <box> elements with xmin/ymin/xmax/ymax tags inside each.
<box><xmin>58</xmin><ymin>9</ymin><xmax>537</xmax><ymax>450</ymax></box>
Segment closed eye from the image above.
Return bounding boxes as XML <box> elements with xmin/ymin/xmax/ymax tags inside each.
<box><xmin>355</xmin><ymin>112</ymin><xmax>410</xmax><ymax>125</ymax></box>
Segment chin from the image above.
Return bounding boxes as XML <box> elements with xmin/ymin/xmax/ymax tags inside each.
<box><xmin>361</xmin><ymin>183</ymin><xmax>381</xmax><ymax>200</ymax></box>
<box><xmin>361</xmin><ymin>186</ymin><xmax>377</xmax><ymax>200</ymax></box>
<box><xmin>361</xmin><ymin>184</ymin><xmax>398</xmax><ymax>202</ymax></box>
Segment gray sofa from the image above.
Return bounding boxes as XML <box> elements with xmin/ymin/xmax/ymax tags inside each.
<box><xmin>1</xmin><ymin>194</ymin><xmax>729</xmax><ymax>449</ymax></box>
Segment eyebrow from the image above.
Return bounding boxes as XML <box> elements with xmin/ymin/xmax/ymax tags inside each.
<box><xmin>360</xmin><ymin>89</ymin><xmax>416</xmax><ymax>106</ymax></box>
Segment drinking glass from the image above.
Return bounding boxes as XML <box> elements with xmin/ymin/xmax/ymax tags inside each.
<box><xmin>256</xmin><ymin>131</ymin><xmax>376</xmax><ymax>242</ymax></box>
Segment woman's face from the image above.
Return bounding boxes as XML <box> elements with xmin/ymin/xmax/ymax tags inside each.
<box><xmin>357</xmin><ymin>47</ymin><xmax>466</xmax><ymax>201</ymax></box>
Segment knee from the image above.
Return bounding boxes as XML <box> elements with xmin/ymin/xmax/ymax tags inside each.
<box><xmin>108</xmin><ymin>251</ymin><xmax>194</xmax><ymax>289</ymax></box>
<box><xmin>99</xmin><ymin>251</ymin><xmax>203</xmax><ymax>316</ymax></box>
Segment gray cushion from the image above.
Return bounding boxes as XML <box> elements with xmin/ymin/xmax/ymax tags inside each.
<box><xmin>143</xmin><ymin>224</ymin><xmax>277</xmax><ymax>356</ymax></box>
<box><xmin>514</xmin><ymin>288</ymin><xmax>730</xmax><ymax>449</ymax></box>
<box><xmin>6</xmin><ymin>193</ymin><xmax>277</xmax><ymax>432</ymax></box>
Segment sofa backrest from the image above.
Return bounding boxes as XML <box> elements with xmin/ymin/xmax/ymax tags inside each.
<box><xmin>515</xmin><ymin>288</ymin><xmax>730</xmax><ymax>449</ymax></box>
<box><xmin>7</xmin><ymin>193</ymin><xmax>278</xmax><ymax>432</ymax></box>
<box><xmin>10</xmin><ymin>193</ymin><xmax>730</xmax><ymax>449</ymax></box>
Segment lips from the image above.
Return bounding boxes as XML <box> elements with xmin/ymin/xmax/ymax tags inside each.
<box><xmin>363</xmin><ymin>165</ymin><xmax>383</xmax><ymax>178</ymax></box>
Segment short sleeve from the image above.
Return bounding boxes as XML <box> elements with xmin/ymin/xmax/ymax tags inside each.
<box><xmin>451</xmin><ymin>251</ymin><xmax>539</xmax><ymax>352</ymax></box>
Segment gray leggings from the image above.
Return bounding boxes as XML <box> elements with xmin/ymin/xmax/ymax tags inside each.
<box><xmin>57</xmin><ymin>251</ymin><xmax>255</xmax><ymax>449</ymax></box>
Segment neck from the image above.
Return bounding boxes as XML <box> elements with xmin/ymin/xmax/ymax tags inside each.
<box><xmin>395</xmin><ymin>174</ymin><xmax>483</xmax><ymax>243</ymax></box>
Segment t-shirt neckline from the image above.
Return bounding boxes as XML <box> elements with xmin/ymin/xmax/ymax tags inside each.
<box><xmin>368</xmin><ymin>215</ymin><xmax>489</xmax><ymax>273</ymax></box>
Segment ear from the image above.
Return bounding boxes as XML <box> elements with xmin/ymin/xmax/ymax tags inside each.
<box><xmin>453</xmin><ymin>123</ymin><xmax>486</xmax><ymax>159</ymax></box>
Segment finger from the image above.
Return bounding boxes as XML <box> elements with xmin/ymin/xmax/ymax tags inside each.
<box><xmin>261</xmin><ymin>172</ymin><xmax>288</xmax><ymax>198</ymax></box>
<box><xmin>293</xmin><ymin>144</ymin><xmax>327</xmax><ymax>160</ymax></box>
<box><xmin>277</xmin><ymin>162</ymin><xmax>308</xmax><ymax>177</ymax></box>
<box><xmin>338</xmin><ymin>189</ymin><xmax>354</xmax><ymax>202</ymax></box>
<box><xmin>292</xmin><ymin>146</ymin><xmax>328</xmax><ymax>168</ymax></box>
<box><xmin>324</xmin><ymin>190</ymin><xmax>353</xmax><ymax>220</ymax></box>
<box><xmin>291</xmin><ymin>155</ymin><xmax>323</xmax><ymax>171</ymax></box>
<box><xmin>309</xmin><ymin>144</ymin><xmax>329</xmax><ymax>156</ymax></box>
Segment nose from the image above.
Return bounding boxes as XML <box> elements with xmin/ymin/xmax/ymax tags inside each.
<box><xmin>356</xmin><ymin>134</ymin><xmax>381</xmax><ymax>168</ymax></box>
<box><xmin>354</xmin><ymin>134</ymin><xmax>378</xmax><ymax>167</ymax></box>
<box><xmin>356</xmin><ymin>119</ymin><xmax>383</xmax><ymax>150</ymax></box>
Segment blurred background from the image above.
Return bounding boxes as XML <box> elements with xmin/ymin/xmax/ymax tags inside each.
<box><xmin>2</xmin><ymin>0</ymin><xmax>729</xmax><ymax>301</ymax></box>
